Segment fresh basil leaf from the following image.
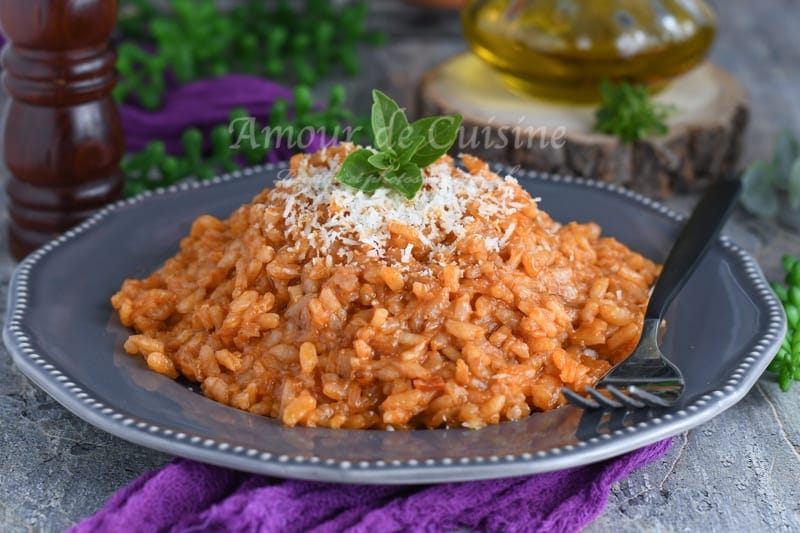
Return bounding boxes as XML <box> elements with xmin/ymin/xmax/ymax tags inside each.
<box><xmin>368</xmin><ymin>151</ymin><xmax>395</xmax><ymax>170</ymax></box>
<box><xmin>773</xmin><ymin>130</ymin><xmax>799</xmax><ymax>186</ymax></box>
<box><xmin>332</xmin><ymin>91</ymin><xmax>465</xmax><ymax>199</ymax></box>
<box><xmin>336</xmin><ymin>149</ymin><xmax>382</xmax><ymax>192</ymax></box>
<box><xmin>788</xmin><ymin>157</ymin><xmax>800</xmax><ymax>210</ymax></box>
<box><xmin>371</xmin><ymin>89</ymin><xmax>409</xmax><ymax>152</ymax></box>
<box><xmin>397</xmin><ymin>134</ymin><xmax>425</xmax><ymax>164</ymax></box>
<box><xmin>383</xmin><ymin>162</ymin><xmax>422</xmax><ymax>200</ymax></box>
<box><xmin>740</xmin><ymin>160</ymin><xmax>779</xmax><ymax>218</ymax></box>
<box><xmin>409</xmin><ymin>114</ymin><xmax>463</xmax><ymax>167</ymax></box>
<box><xmin>392</xmin><ymin>125</ymin><xmax>421</xmax><ymax>153</ymax></box>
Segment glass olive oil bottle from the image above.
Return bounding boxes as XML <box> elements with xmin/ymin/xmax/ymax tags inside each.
<box><xmin>462</xmin><ymin>0</ymin><xmax>716</xmax><ymax>102</ymax></box>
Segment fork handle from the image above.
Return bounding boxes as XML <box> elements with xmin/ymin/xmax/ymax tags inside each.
<box><xmin>645</xmin><ymin>178</ymin><xmax>742</xmax><ymax>321</ymax></box>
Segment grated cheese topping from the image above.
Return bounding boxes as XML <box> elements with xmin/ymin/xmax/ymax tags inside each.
<box><xmin>270</xmin><ymin>148</ymin><xmax>535</xmax><ymax>262</ymax></box>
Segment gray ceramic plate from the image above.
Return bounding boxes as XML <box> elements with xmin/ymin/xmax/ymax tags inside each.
<box><xmin>3</xmin><ymin>163</ymin><xmax>786</xmax><ymax>484</ymax></box>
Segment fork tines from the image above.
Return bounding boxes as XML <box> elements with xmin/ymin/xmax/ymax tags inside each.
<box><xmin>563</xmin><ymin>385</ymin><xmax>673</xmax><ymax>410</ymax></box>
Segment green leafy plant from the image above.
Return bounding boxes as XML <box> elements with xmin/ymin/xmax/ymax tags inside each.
<box><xmin>122</xmin><ymin>85</ymin><xmax>370</xmax><ymax>196</ymax></box>
<box><xmin>740</xmin><ymin>130</ymin><xmax>800</xmax><ymax>218</ymax></box>
<box><xmin>593</xmin><ymin>80</ymin><xmax>674</xmax><ymax>142</ymax></box>
<box><xmin>115</xmin><ymin>0</ymin><xmax>384</xmax><ymax>109</ymax></box>
<box><xmin>114</xmin><ymin>42</ymin><xmax>168</xmax><ymax>110</ymax></box>
<box><xmin>767</xmin><ymin>255</ymin><xmax>800</xmax><ymax>391</ymax></box>
<box><xmin>117</xmin><ymin>0</ymin><xmax>158</xmax><ymax>40</ymax></box>
<box><xmin>122</xmin><ymin>128</ymin><xmax>224</xmax><ymax>196</ymax></box>
<box><xmin>335</xmin><ymin>90</ymin><xmax>462</xmax><ymax>200</ymax></box>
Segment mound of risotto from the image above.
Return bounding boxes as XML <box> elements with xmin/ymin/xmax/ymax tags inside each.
<box><xmin>112</xmin><ymin>144</ymin><xmax>659</xmax><ymax>429</ymax></box>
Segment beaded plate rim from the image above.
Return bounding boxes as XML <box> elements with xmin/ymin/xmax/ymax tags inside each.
<box><xmin>3</xmin><ymin>162</ymin><xmax>786</xmax><ymax>483</ymax></box>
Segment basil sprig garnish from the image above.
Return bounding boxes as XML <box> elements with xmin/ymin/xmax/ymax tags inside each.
<box><xmin>336</xmin><ymin>90</ymin><xmax>462</xmax><ymax>199</ymax></box>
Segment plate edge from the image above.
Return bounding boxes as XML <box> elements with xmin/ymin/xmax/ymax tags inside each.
<box><xmin>2</xmin><ymin>163</ymin><xmax>788</xmax><ymax>483</ymax></box>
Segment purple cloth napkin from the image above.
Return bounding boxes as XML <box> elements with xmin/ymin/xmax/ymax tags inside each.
<box><xmin>72</xmin><ymin>439</ymin><xmax>671</xmax><ymax>533</ymax></box>
<box><xmin>119</xmin><ymin>74</ymin><xmax>329</xmax><ymax>159</ymax></box>
<box><xmin>68</xmin><ymin>73</ymin><xmax>672</xmax><ymax>532</ymax></box>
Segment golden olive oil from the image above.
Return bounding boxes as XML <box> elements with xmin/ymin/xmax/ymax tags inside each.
<box><xmin>462</xmin><ymin>0</ymin><xmax>716</xmax><ymax>102</ymax></box>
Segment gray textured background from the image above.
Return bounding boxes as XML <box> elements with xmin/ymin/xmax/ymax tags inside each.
<box><xmin>1</xmin><ymin>0</ymin><xmax>800</xmax><ymax>531</ymax></box>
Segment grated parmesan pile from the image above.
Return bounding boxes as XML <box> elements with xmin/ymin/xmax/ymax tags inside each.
<box><xmin>270</xmin><ymin>147</ymin><xmax>536</xmax><ymax>262</ymax></box>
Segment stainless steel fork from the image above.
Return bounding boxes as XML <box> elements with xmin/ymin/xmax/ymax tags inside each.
<box><xmin>563</xmin><ymin>178</ymin><xmax>742</xmax><ymax>410</ymax></box>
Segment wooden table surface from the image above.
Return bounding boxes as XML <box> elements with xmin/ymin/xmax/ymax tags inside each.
<box><xmin>1</xmin><ymin>1</ymin><xmax>799</xmax><ymax>530</ymax></box>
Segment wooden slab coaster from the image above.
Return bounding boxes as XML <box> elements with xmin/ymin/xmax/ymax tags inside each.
<box><xmin>417</xmin><ymin>53</ymin><xmax>749</xmax><ymax>198</ymax></box>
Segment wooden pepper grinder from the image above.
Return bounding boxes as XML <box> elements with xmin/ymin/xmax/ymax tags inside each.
<box><xmin>0</xmin><ymin>0</ymin><xmax>124</xmax><ymax>259</ymax></box>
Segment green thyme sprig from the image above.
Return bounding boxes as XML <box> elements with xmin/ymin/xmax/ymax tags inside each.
<box><xmin>594</xmin><ymin>80</ymin><xmax>674</xmax><ymax>142</ymax></box>
<box><xmin>768</xmin><ymin>255</ymin><xmax>800</xmax><ymax>391</ymax></box>
<box><xmin>335</xmin><ymin>90</ymin><xmax>462</xmax><ymax>200</ymax></box>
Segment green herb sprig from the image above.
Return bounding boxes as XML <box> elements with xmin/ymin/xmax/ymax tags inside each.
<box><xmin>115</xmin><ymin>0</ymin><xmax>384</xmax><ymax>110</ymax></box>
<box><xmin>335</xmin><ymin>90</ymin><xmax>462</xmax><ymax>200</ymax></box>
<box><xmin>594</xmin><ymin>80</ymin><xmax>674</xmax><ymax>142</ymax></box>
<box><xmin>740</xmin><ymin>130</ymin><xmax>800</xmax><ymax>218</ymax></box>
<box><xmin>768</xmin><ymin>255</ymin><xmax>800</xmax><ymax>391</ymax></box>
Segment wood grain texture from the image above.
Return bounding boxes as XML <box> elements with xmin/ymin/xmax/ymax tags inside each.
<box><xmin>418</xmin><ymin>55</ymin><xmax>749</xmax><ymax>198</ymax></box>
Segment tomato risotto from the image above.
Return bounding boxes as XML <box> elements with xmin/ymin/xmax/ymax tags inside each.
<box><xmin>112</xmin><ymin>145</ymin><xmax>659</xmax><ymax>429</ymax></box>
